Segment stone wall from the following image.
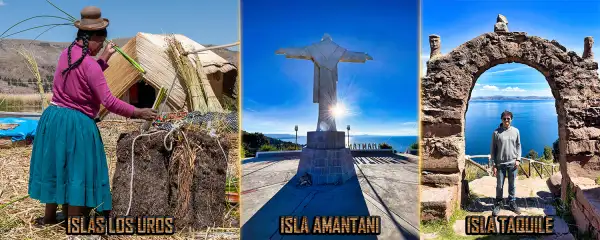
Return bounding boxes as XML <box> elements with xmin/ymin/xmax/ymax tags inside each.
<box><xmin>571</xmin><ymin>178</ymin><xmax>600</xmax><ymax>239</ymax></box>
<box><xmin>420</xmin><ymin>18</ymin><xmax>600</xmax><ymax>225</ymax></box>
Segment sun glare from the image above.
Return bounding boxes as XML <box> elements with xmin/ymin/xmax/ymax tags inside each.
<box><xmin>330</xmin><ymin>103</ymin><xmax>347</xmax><ymax>118</ymax></box>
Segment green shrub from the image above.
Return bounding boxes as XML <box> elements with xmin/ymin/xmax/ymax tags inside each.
<box><xmin>543</xmin><ymin>146</ymin><xmax>553</xmax><ymax>163</ymax></box>
<box><xmin>258</xmin><ymin>144</ymin><xmax>277</xmax><ymax>152</ymax></box>
<box><xmin>526</xmin><ymin>149</ymin><xmax>539</xmax><ymax>160</ymax></box>
<box><xmin>379</xmin><ymin>143</ymin><xmax>392</xmax><ymax>149</ymax></box>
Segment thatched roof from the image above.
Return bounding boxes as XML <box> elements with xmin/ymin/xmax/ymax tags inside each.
<box><xmin>99</xmin><ymin>32</ymin><xmax>237</xmax><ymax>119</ymax></box>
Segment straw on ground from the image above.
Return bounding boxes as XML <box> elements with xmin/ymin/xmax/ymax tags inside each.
<box><xmin>0</xmin><ymin>121</ymin><xmax>240</xmax><ymax>239</ymax></box>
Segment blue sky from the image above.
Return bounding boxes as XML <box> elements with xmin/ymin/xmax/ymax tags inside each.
<box><xmin>0</xmin><ymin>0</ymin><xmax>238</xmax><ymax>46</ymax></box>
<box><xmin>242</xmin><ymin>0</ymin><xmax>418</xmax><ymax>136</ymax></box>
<box><xmin>422</xmin><ymin>0</ymin><xmax>600</xmax><ymax>97</ymax></box>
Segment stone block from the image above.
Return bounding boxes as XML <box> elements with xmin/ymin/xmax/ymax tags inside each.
<box><xmin>421</xmin><ymin>186</ymin><xmax>457</xmax><ymax>221</ymax></box>
<box><xmin>577</xmin><ymin>186</ymin><xmax>600</xmax><ymax>215</ymax></box>
<box><xmin>421</xmin><ymin>173</ymin><xmax>461</xmax><ymax>187</ymax></box>
<box><xmin>579</xmin><ymin>186</ymin><xmax>600</xmax><ymax>230</ymax></box>
<box><xmin>547</xmin><ymin>172</ymin><xmax>562</xmax><ymax>197</ymax></box>
<box><xmin>567</xmin><ymin>127</ymin><xmax>600</xmax><ymax>140</ymax></box>
<box><xmin>572</xmin><ymin>200</ymin><xmax>591</xmax><ymax>233</ymax></box>
<box><xmin>315</xmin><ymin>149</ymin><xmax>326</xmax><ymax>159</ymax></box>
<box><xmin>306</xmin><ymin>131</ymin><xmax>346</xmax><ymax>149</ymax></box>
<box><xmin>422</xmin><ymin>108</ymin><xmax>463</xmax><ymax>120</ymax></box>
<box><xmin>421</xmin><ymin>137</ymin><xmax>465</xmax><ymax>173</ymax></box>
<box><xmin>422</xmin><ymin>121</ymin><xmax>463</xmax><ymax>138</ymax></box>
<box><xmin>422</xmin><ymin>158</ymin><xmax>464</xmax><ymax>173</ymax></box>
<box><xmin>566</xmin><ymin>140</ymin><xmax>599</xmax><ymax>155</ymax></box>
<box><xmin>296</xmin><ymin>147</ymin><xmax>356</xmax><ymax>185</ymax></box>
<box><xmin>314</xmin><ymin>158</ymin><xmax>326</xmax><ymax>167</ymax></box>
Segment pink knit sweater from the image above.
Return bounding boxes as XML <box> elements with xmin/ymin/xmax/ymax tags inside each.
<box><xmin>50</xmin><ymin>43</ymin><xmax>135</xmax><ymax>119</ymax></box>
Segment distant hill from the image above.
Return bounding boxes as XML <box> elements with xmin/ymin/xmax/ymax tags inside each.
<box><xmin>264</xmin><ymin>134</ymin><xmax>296</xmax><ymax>139</ymax></box>
<box><xmin>471</xmin><ymin>96</ymin><xmax>554</xmax><ymax>101</ymax></box>
<box><xmin>242</xmin><ymin>131</ymin><xmax>301</xmax><ymax>157</ymax></box>
<box><xmin>0</xmin><ymin>37</ymin><xmax>239</xmax><ymax>94</ymax></box>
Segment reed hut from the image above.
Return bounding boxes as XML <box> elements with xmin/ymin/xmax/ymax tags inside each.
<box><xmin>99</xmin><ymin>32</ymin><xmax>238</xmax><ymax>119</ymax></box>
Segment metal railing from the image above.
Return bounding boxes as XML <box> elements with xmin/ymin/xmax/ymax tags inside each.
<box><xmin>465</xmin><ymin>154</ymin><xmax>559</xmax><ymax>179</ymax></box>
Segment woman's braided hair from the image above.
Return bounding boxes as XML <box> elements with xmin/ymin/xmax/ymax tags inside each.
<box><xmin>61</xmin><ymin>29</ymin><xmax>107</xmax><ymax>76</ymax></box>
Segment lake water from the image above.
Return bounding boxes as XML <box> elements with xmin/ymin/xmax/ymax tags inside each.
<box><xmin>271</xmin><ymin>135</ymin><xmax>418</xmax><ymax>152</ymax></box>
<box><xmin>465</xmin><ymin>100</ymin><xmax>558</xmax><ymax>163</ymax></box>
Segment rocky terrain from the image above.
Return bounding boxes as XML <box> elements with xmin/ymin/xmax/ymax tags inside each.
<box><xmin>0</xmin><ymin>38</ymin><xmax>239</xmax><ymax>93</ymax></box>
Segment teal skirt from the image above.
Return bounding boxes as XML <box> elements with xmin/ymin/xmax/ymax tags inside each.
<box><xmin>28</xmin><ymin>105</ymin><xmax>112</xmax><ymax>212</ymax></box>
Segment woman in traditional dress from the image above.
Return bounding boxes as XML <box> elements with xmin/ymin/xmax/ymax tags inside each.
<box><xmin>28</xmin><ymin>6</ymin><xmax>157</xmax><ymax>225</ymax></box>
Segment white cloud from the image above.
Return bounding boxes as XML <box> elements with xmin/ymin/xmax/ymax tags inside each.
<box><xmin>476</xmin><ymin>85</ymin><xmax>528</xmax><ymax>93</ymax></box>
<box><xmin>485</xmin><ymin>66</ymin><xmax>529</xmax><ymax>75</ymax></box>
<box><xmin>481</xmin><ymin>85</ymin><xmax>500</xmax><ymax>91</ymax></box>
<box><xmin>0</xmin><ymin>0</ymin><xmax>6</xmax><ymax>6</ymax></box>
<box><xmin>502</xmin><ymin>87</ymin><xmax>526</xmax><ymax>92</ymax></box>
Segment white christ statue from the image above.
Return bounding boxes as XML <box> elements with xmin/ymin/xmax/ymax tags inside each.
<box><xmin>275</xmin><ymin>34</ymin><xmax>372</xmax><ymax>132</ymax></box>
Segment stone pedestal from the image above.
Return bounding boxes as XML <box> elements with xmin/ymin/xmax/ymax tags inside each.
<box><xmin>297</xmin><ymin>131</ymin><xmax>356</xmax><ymax>185</ymax></box>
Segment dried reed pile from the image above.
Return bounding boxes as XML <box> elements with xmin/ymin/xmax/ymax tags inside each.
<box><xmin>0</xmin><ymin>122</ymin><xmax>238</xmax><ymax>239</ymax></box>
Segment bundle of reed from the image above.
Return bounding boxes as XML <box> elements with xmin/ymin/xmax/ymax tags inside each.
<box><xmin>16</xmin><ymin>47</ymin><xmax>49</xmax><ymax>111</ymax></box>
<box><xmin>165</xmin><ymin>36</ymin><xmax>208</xmax><ymax>113</ymax></box>
<box><xmin>194</xmin><ymin>55</ymin><xmax>224</xmax><ymax>112</ymax></box>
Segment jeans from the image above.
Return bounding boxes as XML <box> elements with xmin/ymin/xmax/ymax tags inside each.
<box><xmin>496</xmin><ymin>163</ymin><xmax>517</xmax><ymax>203</ymax></box>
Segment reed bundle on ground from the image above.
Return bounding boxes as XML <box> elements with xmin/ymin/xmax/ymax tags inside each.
<box><xmin>111</xmin><ymin>123</ymin><xmax>236</xmax><ymax>230</ymax></box>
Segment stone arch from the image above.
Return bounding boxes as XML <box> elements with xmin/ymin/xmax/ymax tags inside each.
<box><xmin>421</xmin><ymin>16</ymin><xmax>600</xmax><ymax>222</ymax></box>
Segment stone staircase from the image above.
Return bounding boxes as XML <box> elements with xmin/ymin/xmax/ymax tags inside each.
<box><xmin>422</xmin><ymin>176</ymin><xmax>579</xmax><ymax>239</ymax></box>
<box><xmin>460</xmin><ymin>176</ymin><xmax>573</xmax><ymax>239</ymax></box>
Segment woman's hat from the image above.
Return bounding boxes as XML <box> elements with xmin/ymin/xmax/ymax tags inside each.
<box><xmin>74</xmin><ymin>6</ymin><xmax>109</xmax><ymax>31</ymax></box>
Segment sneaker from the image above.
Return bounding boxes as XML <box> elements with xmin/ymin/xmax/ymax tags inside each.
<box><xmin>508</xmin><ymin>201</ymin><xmax>521</xmax><ymax>215</ymax></box>
<box><xmin>492</xmin><ymin>201</ymin><xmax>501</xmax><ymax>216</ymax></box>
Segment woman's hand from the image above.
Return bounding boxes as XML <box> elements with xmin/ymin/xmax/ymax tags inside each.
<box><xmin>132</xmin><ymin>108</ymin><xmax>158</xmax><ymax>121</ymax></box>
<box><xmin>99</xmin><ymin>41</ymin><xmax>117</xmax><ymax>62</ymax></box>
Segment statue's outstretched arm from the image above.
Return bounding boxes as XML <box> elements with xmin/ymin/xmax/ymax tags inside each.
<box><xmin>275</xmin><ymin>47</ymin><xmax>311</xmax><ymax>60</ymax></box>
<box><xmin>340</xmin><ymin>51</ymin><xmax>373</xmax><ymax>63</ymax></box>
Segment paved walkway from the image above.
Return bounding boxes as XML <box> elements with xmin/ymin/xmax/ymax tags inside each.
<box><xmin>241</xmin><ymin>154</ymin><xmax>420</xmax><ymax>240</ymax></box>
